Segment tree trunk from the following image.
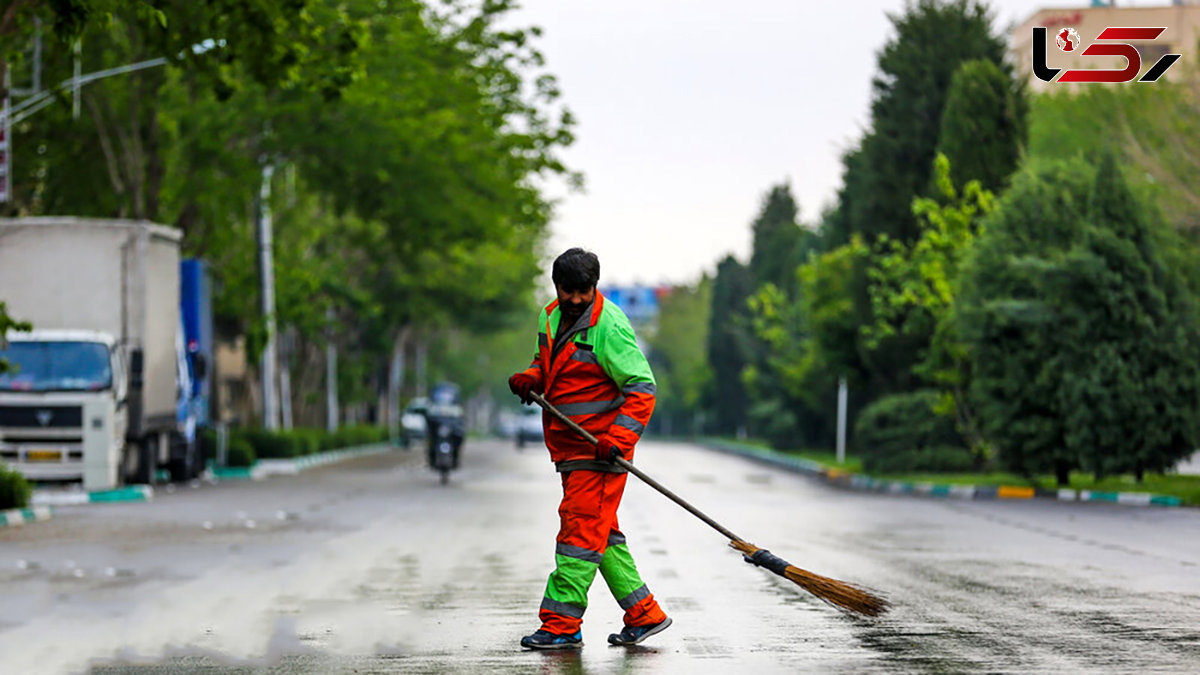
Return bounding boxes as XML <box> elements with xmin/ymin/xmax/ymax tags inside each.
<box><xmin>1055</xmin><ymin>460</ymin><xmax>1070</xmax><ymax>487</ymax></box>
<box><xmin>415</xmin><ymin>334</ymin><xmax>428</xmax><ymax>398</ymax></box>
<box><xmin>387</xmin><ymin>326</ymin><xmax>411</xmax><ymax>440</ymax></box>
<box><xmin>1135</xmin><ymin>462</ymin><xmax>1144</xmax><ymax>484</ymax></box>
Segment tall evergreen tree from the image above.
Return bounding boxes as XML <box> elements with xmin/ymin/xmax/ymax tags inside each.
<box><xmin>957</xmin><ymin>159</ymin><xmax>1094</xmax><ymax>484</ymax></box>
<box><xmin>959</xmin><ymin>155</ymin><xmax>1200</xmax><ymax>484</ymax></box>
<box><xmin>706</xmin><ymin>256</ymin><xmax>752</xmax><ymax>435</ymax></box>
<box><xmin>748</xmin><ymin>184</ymin><xmax>806</xmax><ymax>292</ymax></box>
<box><xmin>936</xmin><ymin>59</ymin><xmax>1028</xmax><ymax>194</ymax></box>
<box><xmin>1056</xmin><ymin>155</ymin><xmax>1200</xmax><ymax>481</ymax></box>
<box><xmin>842</xmin><ymin>0</ymin><xmax>1007</xmax><ymax>244</ymax></box>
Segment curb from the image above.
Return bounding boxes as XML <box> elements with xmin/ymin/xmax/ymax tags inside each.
<box><xmin>209</xmin><ymin>443</ymin><xmax>394</xmax><ymax>481</ymax></box>
<box><xmin>697</xmin><ymin>439</ymin><xmax>1185</xmax><ymax>508</ymax></box>
<box><xmin>0</xmin><ymin>505</ymin><xmax>53</xmax><ymax>528</ymax></box>
<box><xmin>31</xmin><ymin>485</ymin><xmax>153</xmax><ymax>506</ymax></box>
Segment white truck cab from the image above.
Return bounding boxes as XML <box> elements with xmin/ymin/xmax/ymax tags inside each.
<box><xmin>0</xmin><ymin>330</ymin><xmax>129</xmax><ymax>488</ymax></box>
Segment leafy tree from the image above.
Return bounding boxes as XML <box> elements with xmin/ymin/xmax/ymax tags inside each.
<box><xmin>738</xmin><ymin>183</ymin><xmax>825</xmax><ymax>445</ymax></box>
<box><xmin>0</xmin><ymin>1</ymin><xmax>140</xmax><ymax>95</ymax></box>
<box><xmin>5</xmin><ymin>0</ymin><xmax>364</xmax><ymax>219</ymax></box>
<box><xmin>743</xmin><ymin>282</ymin><xmax>827</xmax><ymax>449</ymax></box>
<box><xmin>958</xmin><ymin>155</ymin><xmax>1200</xmax><ymax>484</ymax></box>
<box><xmin>866</xmin><ymin>154</ymin><xmax>994</xmax><ymax>451</ymax></box>
<box><xmin>706</xmin><ymin>256</ymin><xmax>752</xmax><ymax>436</ymax></box>
<box><xmin>935</xmin><ymin>59</ymin><xmax>1027</xmax><ymax>194</ymax></box>
<box><xmin>647</xmin><ymin>277</ymin><xmax>712</xmax><ymax>436</ymax></box>
<box><xmin>740</xmin><ymin>236</ymin><xmax>875</xmax><ymax>449</ymax></box>
<box><xmin>2</xmin><ymin>1</ymin><xmax>355</xmax><ymax>93</ymax></box>
<box><xmin>424</xmin><ymin>293</ymin><xmax>546</xmax><ymax>427</ymax></box>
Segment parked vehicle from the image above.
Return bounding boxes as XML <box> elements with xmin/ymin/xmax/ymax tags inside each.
<box><xmin>515</xmin><ymin>406</ymin><xmax>543</xmax><ymax>450</ymax></box>
<box><xmin>0</xmin><ymin>218</ymin><xmax>201</xmax><ymax>490</ymax></box>
<box><xmin>402</xmin><ymin>397</ymin><xmax>429</xmax><ymax>444</ymax></box>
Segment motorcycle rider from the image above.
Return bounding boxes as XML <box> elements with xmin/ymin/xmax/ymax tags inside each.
<box><xmin>424</xmin><ymin>381</ymin><xmax>465</xmax><ymax>469</ymax></box>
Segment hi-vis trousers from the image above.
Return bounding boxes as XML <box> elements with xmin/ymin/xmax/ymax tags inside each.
<box><xmin>538</xmin><ymin>468</ymin><xmax>667</xmax><ymax>634</ymax></box>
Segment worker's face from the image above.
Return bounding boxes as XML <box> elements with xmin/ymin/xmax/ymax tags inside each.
<box><xmin>556</xmin><ymin>284</ymin><xmax>595</xmax><ymax>320</ymax></box>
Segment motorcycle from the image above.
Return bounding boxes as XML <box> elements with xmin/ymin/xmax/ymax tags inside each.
<box><xmin>424</xmin><ymin>382</ymin><xmax>464</xmax><ymax>485</ymax></box>
<box><xmin>430</xmin><ymin>423</ymin><xmax>458</xmax><ymax>485</ymax></box>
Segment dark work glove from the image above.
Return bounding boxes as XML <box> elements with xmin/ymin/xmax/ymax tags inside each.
<box><xmin>508</xmin><ymin>373</ymin><xmax>541</xmax><ymax>404</ymax></box>
<box><xmin>595</xmin><ymin>435</ymin><xmax>625</xmax><ymax>463</ymax></box>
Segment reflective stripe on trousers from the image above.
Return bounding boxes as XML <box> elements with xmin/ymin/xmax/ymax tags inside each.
<box><xmin>538</xmin><ymin>470</ymin><xmax>667</xmax><ymax>634</ymax></box>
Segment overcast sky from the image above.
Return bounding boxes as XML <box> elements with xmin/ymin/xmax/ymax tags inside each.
<box><xmin>508</xmin><ymin>0</ymin><xmax>1084</xmax><ymax>287</ymax></box>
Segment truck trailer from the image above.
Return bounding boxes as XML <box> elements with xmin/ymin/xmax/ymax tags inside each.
<box><xmin>0</xmin><ymin>217</ymin><xmax>201</xmax><ymax>490</ymax></box>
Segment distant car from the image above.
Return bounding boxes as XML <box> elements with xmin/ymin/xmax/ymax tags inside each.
<box><xmin>495</xmin><ymin>411</ymin><xmax>520</xmax><ymax>439</ymax></box>
<box><xmin>402</xmin><ymin>398</ymin><xmax>429</xmax><ymax>442</ymax></box>
<box><xmin>516</xmin><ymin>406</ymin><xmax>543</xmax><ymax>449</ymax></box>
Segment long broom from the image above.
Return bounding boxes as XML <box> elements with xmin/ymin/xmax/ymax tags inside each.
<box><xmin>529</xmin><ymin>392</ymin><xmax>889</xmax><ymax>618</ymax></box>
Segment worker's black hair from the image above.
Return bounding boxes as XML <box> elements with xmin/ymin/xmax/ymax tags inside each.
<box><xmin>552</xmin><ymin>248</ymin><xmax>600</xmax><ymax>292</ymax></box>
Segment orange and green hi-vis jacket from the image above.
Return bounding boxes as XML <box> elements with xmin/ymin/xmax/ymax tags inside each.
<box><xmin>520</xmin><ymin>291</ymin><xmax>656</xmax><ymax>469</ymax></box>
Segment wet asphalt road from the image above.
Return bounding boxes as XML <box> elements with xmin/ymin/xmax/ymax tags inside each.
<box><xmin>2</xmin><ymin>438</ymin><xmax>1199</xmax><ymax>674</ymax></box>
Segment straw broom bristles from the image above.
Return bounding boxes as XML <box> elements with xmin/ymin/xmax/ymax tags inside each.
<box><xmin>729</xmin><ymin>539</ymin><xmax>890</xmax><ymax>617</ymax></box>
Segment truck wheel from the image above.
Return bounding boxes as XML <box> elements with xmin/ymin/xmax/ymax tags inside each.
<box><xmin>125</xmin><ymin>439</ymin><xmax>155</xmax><ymax>485</ymax></box>
<box><xmin>192</xmin><ymin>439</ymin><xmax>208</xmax><ymax>478</ymax></box>
<box><xmin>168</xmin><ymin>432</ymin><xmax>203</xmax><ymax>482</ymax></box>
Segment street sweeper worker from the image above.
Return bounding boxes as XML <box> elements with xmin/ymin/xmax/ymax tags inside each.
<box><xmin>507</xmin><ymin>247</ymin><xmax>672</xmax><ymax>650</ymax></box>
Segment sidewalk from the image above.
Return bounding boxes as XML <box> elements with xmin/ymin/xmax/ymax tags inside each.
<box><xmin>209</xmin><ymin>442</ymin><xmax>395</xmax><ymax>480</ymax></box>
<box><xmin>0</xmin><ymin>505</ymin><xmax>52</xmax><ymax>528</ymax></box>
<box><xmin>695</xmin><ymin>438</ymin><xmax>1184</xmax><ymax>508</ymax></box>
<box><xmin>4</xmin><ymin>443</ymin><xmax>400</xmax><ymax>530</ymax></box>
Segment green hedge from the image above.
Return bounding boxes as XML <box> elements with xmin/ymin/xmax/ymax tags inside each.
<box><xmin>0</xmin><ymin>464</ymin><xmax>32</xmax><ymax>510</ymax></box>
<box><xmin>854</xmin><ymin>390</ymin><xmax>975</xmax><ymax>474</ymax></box>
<box><xmin>202</xmin><ymin>425</ymin><xmax>390</xmax><ymax>465</ymax></box>
<box><xmin>226</xmin><ymin>438</ymin><xmax>256</xmax><ymax>468</ymax></box>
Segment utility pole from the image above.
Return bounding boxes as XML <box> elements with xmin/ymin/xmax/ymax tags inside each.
<box><xmin>72</xmin><ymin>40</ymin><xmax>81</xmax><ymax>119</ymax></box>
<box><xmin>32</xmin><ymin>18</ymin><xmax>42</xmax><ymax>94</ymax></box>
<box><xmin>279</xmin><ymin>327</ymin><xmax>293</xmax><ymax>430</ymax></box>
<box><xmin>1</xmin><ymin>66</ymin><xmax>10</xmax><ymax>204</ymax></box>
<box><xmin>836</xmin><ymin>376</ymin><xmax>848</xmax><ymax>464</ymax></box>
<box><xmin>415</xmin><ymin>337</ymin><xmax>428</xmax><ymax>398</ymax></box>
<box><xmin>256</xmin><ymin>162</ymin><xmax>279</xmax><ymax>430</ymax></box>
<box><xmin>326</xmin><ymin>307</ymin><xmax>338</xmax><ymax>433</ymax></box>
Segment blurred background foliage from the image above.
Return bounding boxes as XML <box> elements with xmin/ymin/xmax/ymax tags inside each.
<box><xmin>4</xmin><ymin>1</ymin><xmax>1200</xmax><ymax>488</ymax></box>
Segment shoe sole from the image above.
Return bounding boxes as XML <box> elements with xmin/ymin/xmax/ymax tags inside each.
<box><xmin>608</xmin><ymin>616</ymin><xmax>673</xmax><ymax>646</ymax></box>
<box><xmin>521</xmin><ymin>640</ymin><xmax>583</xmax><ymax>651</ymax></box>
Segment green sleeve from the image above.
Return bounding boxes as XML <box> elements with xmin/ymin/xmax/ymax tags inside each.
<box><xmin>597</xmin><ymin>311</ymin><xmax>655</xmax><ymax>388</ymax></box>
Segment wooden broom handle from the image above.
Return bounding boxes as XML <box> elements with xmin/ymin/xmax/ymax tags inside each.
<box><xmin>529</xmin><ymin>391</ymin><xmax>746</xmax><ymax>545</ymax></box>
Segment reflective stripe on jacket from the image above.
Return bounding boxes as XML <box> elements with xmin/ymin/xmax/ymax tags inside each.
<box><xmin>520</xmin><ymin>291</ymin><xmax>656</xmax><ymax>465</ymax></box>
